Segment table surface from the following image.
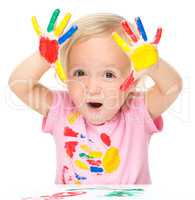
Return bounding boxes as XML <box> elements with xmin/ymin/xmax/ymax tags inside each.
<box><xmin>1</xmin><ymin>184</ymin><xmax>195</xmax><ymax>200</ymax></box>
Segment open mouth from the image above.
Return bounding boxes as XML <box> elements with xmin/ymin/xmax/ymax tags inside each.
<box><xmin>87</xmin><ymin>102</ymin><xmax>103</xmax><ymax>109</ymax></box>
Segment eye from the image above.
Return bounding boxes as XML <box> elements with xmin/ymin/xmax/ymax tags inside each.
<box><xmin>104</xmin><ymin>71</ymin><xmax>116</xmax><ymax>79</ymax></box>
<box><xmin>73</xmin><ymin>69</ymin><xmax>85</xmax><ymax>77</ymax></box>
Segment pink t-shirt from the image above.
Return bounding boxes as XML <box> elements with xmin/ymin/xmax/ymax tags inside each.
<box><xmin>42</xmin><ymin>90</ymin><xmax>163</xmax><ymax>184</ymax></box>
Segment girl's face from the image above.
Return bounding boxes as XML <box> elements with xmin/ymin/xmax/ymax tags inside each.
<box><xmin>67</xmin><ymin>34</ymin><xmax>131</xmax><ymax>125</ymax></box>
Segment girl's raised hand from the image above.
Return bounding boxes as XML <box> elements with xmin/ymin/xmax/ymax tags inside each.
<box><xmin>112</xmin><ymin>17</ymin><xmax>162</xmax><ymax>91</ymax></box>
<box><xmin>32</xmin><ymin>9</ymin><xmax>78</xmax><ymax>82</ymax></box>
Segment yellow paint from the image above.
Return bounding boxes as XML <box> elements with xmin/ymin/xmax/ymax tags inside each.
<box><xmin>130</xmin><ymin>43</ymin><xmax>158</xmax><ymax>72</ymax></box>
<box><xmin>89</xmin><ymin>151</ymin><xmax>103</xmax><ymax>158</ymax></box>
<box><xmin>74</xmin><ymin>180</ymin><xmax>81</xmax><ymax>185</ymax></box>
<box><xmin>102</xmin><ymin>147</ymin><xmax>120</xmax><ymax>173</ymax></box>
<box><xmin>112</xmin><ymin>32</ymin><xmax>159</xmax><ymax>72</ymax></box>
<box><xmin>112</xmin><ymin>32</ymin><xmax>132</xmax><ymax>53</ymax></box>
<box><xmin>75</xmin><ymin>160</ymin><xmax>89</xmax><ymax>170</ymax></box>
<box><xmin>80</xmin><ymin>145</ymin><xmax>102</xmax><ymax>158</ymax></box>
<box><xmin>55</xmin><ymin>59</ymin><xmax>67</xmax><ymax>81</ymax></box>
<box><xmin>67</xmin><ymin>111</ymin><xmax>80</xmax><ymax>125</ymax></box>
<box><xmin>54</xmin><ymin>13</ymin><xmax>72</xmax><ymax>37</ymax></box>
<box><xmin>80</xmin><ymin>144</ymin><xmax>92</xmax><ymax>153</ymax></box>
<box><xmin>31</xmin><ymin>16</ymin><xmax>41</xmax><ymax>36</ymax></box>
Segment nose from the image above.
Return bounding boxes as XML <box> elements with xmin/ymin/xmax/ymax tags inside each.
<box><xmin>86</xmin><ymin>77</ymin><xmax>101</xmax><ymax>95</ymax></box>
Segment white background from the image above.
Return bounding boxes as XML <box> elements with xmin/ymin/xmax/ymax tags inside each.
<box><xmin>0</xmin><ymin>0</ymin><xmax>195</xmax><ymax>198</ymax></box>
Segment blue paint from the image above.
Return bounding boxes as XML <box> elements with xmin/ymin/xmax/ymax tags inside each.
<box><xmin>90</xmin><ymin>166</ymin><xmax>103</xmax><ymax>173</ymax></box>
<box><xmin>58</xmin><ymin>25</ymin><xmax>78</xmax><ymax>45</ymax></box>
<box><xmin>88</xmin><ymin>139</ymin><xmax>94</xmax><ymax>143</ymax></box>
<box><xmin>80</xmin><ymin>134</ymin><xmax>86</xmax><ymax>138</ymax></box>
<box><xmin>75</xmin><ymin>172</ymin><xmax>87</xmax><ymax>180</ymax></box>
<box><xmin>135</xmin><ymin>17</ymin><xmax>148</xmax><ymax>41</ymax></box>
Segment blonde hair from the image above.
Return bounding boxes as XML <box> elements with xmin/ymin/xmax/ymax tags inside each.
<box><xmin>60</xmin><ymin>13</ymin><xmax>133</xmax><ymax>72</ymax></box>
<box><xmin>59</xmin><ymin>12</ymin><xmax>145</xmax><ymax>90</ymax></box>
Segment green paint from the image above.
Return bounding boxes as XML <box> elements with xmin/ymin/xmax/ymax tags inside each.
<box><xmin>79</xmin><ymin>153</ymin><xmax>94</xmax><ymax>159</ymax></box>
<box><xmin>105</xmin><ymin>191</ymin><xmax>134</xmax><ymax>197</ymax></box>
<box><xmin>105</xmin><ymin>189</ymin><xmax>144</xmax><ymax>197</ymax></box>
<box><xmin>66</xmin><ymin>187</ymin><xmax>144</xmax><ymax>198</ymax></box>
<box><xmin>47</xmin><ymin>9</ymin><xmax>60</xmax><ymax>32</ymax></box>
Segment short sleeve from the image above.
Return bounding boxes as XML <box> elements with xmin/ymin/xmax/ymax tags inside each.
<box><xmin>41</xmin><ymin>90</ymin><xmax>73</xmax><ymax>135</ymax></box>
<box><xmin>128</xmin><ymin>92</ymin><xmax>163</xmax><ymax>135</ymax></box>
<box><xmin>144</xmin><ymin>108</ymin><xmax>163</xmax><ymax>135</ymax></box>
<box><xmin>142</xmin><ymin>92</ymin><xmax>163</xmax><ymax>135</ymax></box>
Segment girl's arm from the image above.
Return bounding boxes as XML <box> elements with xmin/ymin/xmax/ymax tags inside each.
<box><xmin>145</xmin><ymin>57</ymin><xmax>183</xmax><ymax>119</ymax></box>
<box><xmin>8</xmin><ymin>51</ymin><xmax>53</xmax><ymax>116</ymax></box>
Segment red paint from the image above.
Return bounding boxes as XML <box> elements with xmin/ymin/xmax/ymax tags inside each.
<box><xmin>97</xmin><ymin>173</ymin><xmax>103</xmax><ymax>176</ymax></box>
<box><xmin>87</xmin><ymin>159</ymin><xmax>101</xmax><ymax>166</ymax></box>
<box><xmin>121</xmin><ymin>20</ymin><xmax>138</xmax><ymax>42</ymax></box>
<box><xmin>100</xmin><ymin>133</ymin><xmax>111</xmax><ymax>146</ymax></box>
<box><xmin>64</xmin><ymin>141</ymin><xmax>78</xmax><ymax>158</ymax></box>
<box><xmin>152</xmin><ymin>27</ymin><xmax>162</xmax><ymax>45</ymax></box>
<box><xmin>62</xmin><ymin>165</ymin><xmax>69</xmax><ymax>184</ymax></box>
<box><xmin>40</xmin><ymin>191</ymin><xmax>86</xmax><ymax>199</ymax></box>
<box><xmin>39</xmin><ymin>36</ymin><xmax>59</xmax><ymax>63</ymax></box>
<box><xmin>68</xmin><ymin>176</ymin><xmax>73</xmax><ymax>182</ymax></box>
<box><xmin>64</xmin><ymin>127</ymin><xmax>79</xmax><ymax>137</ymax></box>
<box><xmin>120</xmin><ymin>71</ymin><xmax>135</xmax><ymax>91</ymax></box>
<box><xmin>64</xmin><ymin>165</ymin><xmax>69</xmax><ymax>170</ymax></box>
<box><xmin>65</xmin><ymin>191</ymin><xmax>87</xmax><ymax>196</ymax></box>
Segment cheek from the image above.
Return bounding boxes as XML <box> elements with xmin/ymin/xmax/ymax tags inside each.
<box><xmin>103</xmin><ymin>85</ymin><xmax>126</xmax><ymax>108</ymax></box>
<box><xmin>103</xmin><ymin>80</ymin><xmax>125</xmax><ymax>98</ymax></box>
<box><xmin>67</xmin><ymin>80</ymin><xmax>86</xmax><ymax>105</ymax></box>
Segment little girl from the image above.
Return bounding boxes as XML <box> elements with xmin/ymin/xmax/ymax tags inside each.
<box><xmin>9</xmin><ymin>12</ymin><xmax>182</xmax><ymax>184</ymax></box>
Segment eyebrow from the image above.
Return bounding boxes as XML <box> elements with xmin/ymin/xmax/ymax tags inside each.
<box><xmin>69</xmin><ymin>64</ymin><xmax>124</xmax><ymax>70</ymax></box>
<box><xmin>69</xmin><ymin>62</ymin><xmax>130</xmax><ymax>76</ymax></box>
<box><xmin>70</xmin><ymin>66</ymin><xmax>122</xmax><ymax>72</ymax></box>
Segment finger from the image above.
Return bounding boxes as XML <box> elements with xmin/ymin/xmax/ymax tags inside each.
<box><xmin>47</xmin><ymin>9</ymin><xmax>60</xmax><ymax>32</ymax></box>
<box><xmin>135</xmin><ymin>17</ymin><xmax>148</xmax><ymax>41</ymax></box>
<box><xmin>151</xmin><ymin>27</ymin><xmax>162</xmax><ymax>45</ymax></box>
<box><xmin>31</xmin><ymin>16</ymin><xmax>41</xmax><ymax>36</ymax></box>
<box><xmin>58</xmin><ymin>25</ymin><xmax>78</xmax><ymax>45</ymax></box>
<box><xmin>120</xmin><ymin>71</ymin><xmax>135</xmax><ymax>91</ymax></box>
<box><xmin>54</xmin><ymin>12</ymin><xmax>72</xmax><ymax>37</ymax></box>
<box><xmin>55</xmin><ymin>59</ymin><xmax>68</xmax><ymax>81</ymax></box>
<box><xmin>121</xmin><ymin>20</ymin><xmax>138</xmax><ymax>42</ymax></box>
<box><xmin>112</xmin><ymin>32</ymin><xmax>132</xmax><ymax>53</ymax></box>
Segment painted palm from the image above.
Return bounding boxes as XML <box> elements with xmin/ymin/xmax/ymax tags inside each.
<box><xmin>31</xmin><ymin>9</ymin><xmax>78</xmax><ymax>81</ymax></box>
<box><xmin>112</xmin><ymin>17</ymin><xmax>162</xmax><ymax>91</ymax></box>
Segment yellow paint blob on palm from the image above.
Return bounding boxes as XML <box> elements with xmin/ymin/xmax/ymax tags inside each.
<box><xmin>89</xmin><ymin>151</ymin><xmax>103</xmax><ymax>158</ymax></box>
<box><xmin>131</xmin><ymin>43</ymin><xmax>158</xmax><ymax>72</ymax></box>
<box><xmin>75</xmin><ymin>160</ymin><xmax>89</xmax><ymax>170</ymax></box>
<box><xmin>112</xmin><ymin>32</ymin><xmax>158</xmax><ymax>72</ymax></box>
<box><xmin>67</xmin><ymin>111</ymin><xmax>80</xmax><ymax>125</ymax></box>
<box><xmin>102</xmin><ymin>147</ymin><xmax>120</xmax><ymax>173</ymax></box>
